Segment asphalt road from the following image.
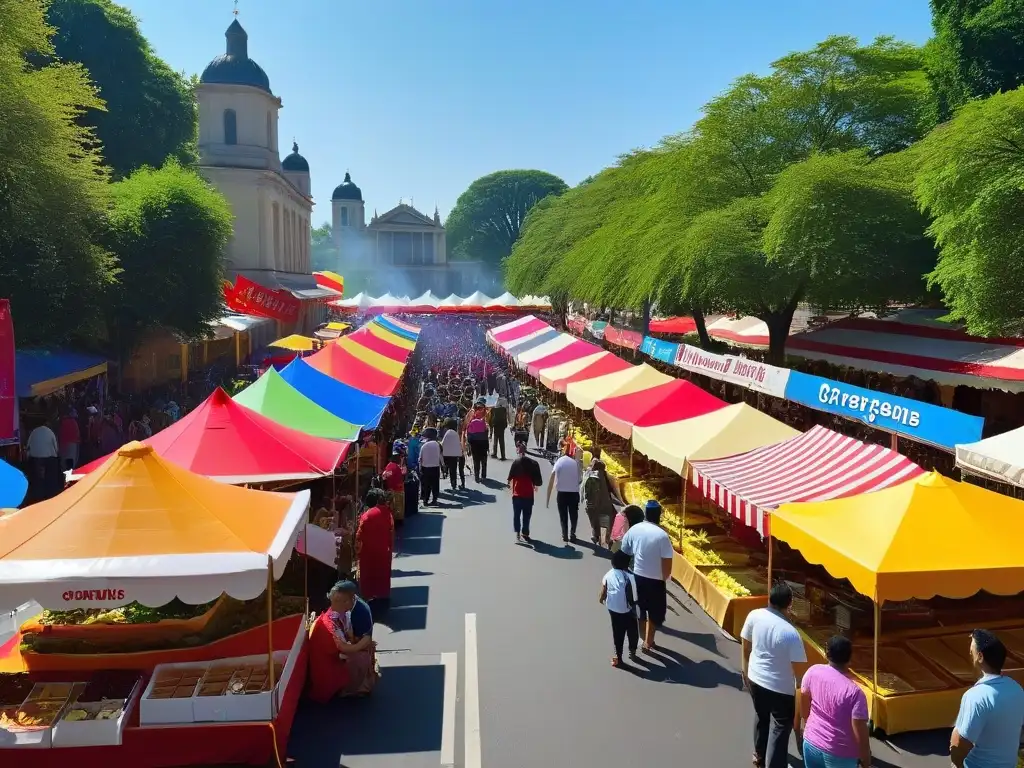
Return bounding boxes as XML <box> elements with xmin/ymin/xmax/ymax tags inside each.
<box><xmin>286</xmin><ymin>452</ymin><xmax>953</xmax><ymax>768</ymax></box>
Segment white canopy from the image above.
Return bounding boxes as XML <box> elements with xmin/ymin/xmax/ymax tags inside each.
<box><xmin>486</xmin><ymin>292</ymin><xmax>520</xmax><ymax>307</ymax></box>
<box><xmin>370</xmin><ymin>292</ymin><xmax>408</xmax><ymax>307</ymax></box>
<box><xmin>411</xmin><ymin>291</ymin><xmax>441</xmax><ymax>307</ymax></box>
<box><xmin>438</xmin><ymin>294</ymin><xmax>463</xmax><ymax>307</ymax></box>
<box><xmin>957</xmin><ymin>429</ymin><xmax>1024</xmax><ymax>487</ymax></box>
<box><xmin>336</xmin><ymin>291</ymin><xmax>373</xmax><ymax>309</ymax></box>
<box><xmin>460</xmin><ymin>291</ymin><xmax>493</xmax><ymax>306</ymax></box>
<box><xmin>514</xmin><ymin>333</ymin><xmax>576</xmax><ymax>368</ymax></box>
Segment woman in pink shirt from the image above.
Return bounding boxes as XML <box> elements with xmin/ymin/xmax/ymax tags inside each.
<box><xmin>798</xmin><ymin>635</ymin><xmax>871</xmax><ymax>768</ymax></box>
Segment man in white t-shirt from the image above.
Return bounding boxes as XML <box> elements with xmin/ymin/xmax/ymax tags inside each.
<box><xmin>545</xmin><ymin>442</ymin><xmax>581</xmax><ymax>542</ymax></box>
<box><xmin>440</xmin><ymin>423</ymin><xmax>464</xmax><ymax>492</ymax></box>
<box><xmin>418</xmin><ymin>430</ymin><xmax>442</xmax><ymax>507</ymax></box>
<box><xmin>740</xmin><ymin>582</ymin><xmax>807</xmax><ymax>768</ymax></box>
<box><xmin>619</xmin><ymin>500</ymin><xmax>673</xmax><ymax>652</ymax></box>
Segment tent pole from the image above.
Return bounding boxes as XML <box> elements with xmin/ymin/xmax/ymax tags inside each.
<box><xmin>355</xmin><ymin>446</ymin><xmax>360</xmax><ymax>503</ymax></box>
<box><xmin>629</xmin><ymin>437</ymin><xmax>633</xmax><ymax>477</ymax></box>
<box><xmin>871</xmin><ymin>600</ymin><xmax>880</xmax><ymax>731</ymax></box>
<box><xmin>766</xmin><ymin>533</ymin><xmax>773</xmax><ymax>587</ymax></box>
<box><xmin>680</xmin><ymin>460</ymin><xmax>688</xmax><ymax>540</ymax></box>
<box><xmin>266</xmin><ymin>555</ymin><xmax>277</xmax><ymax>718</ymax></box>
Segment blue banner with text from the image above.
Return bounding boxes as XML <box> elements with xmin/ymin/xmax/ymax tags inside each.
<box><xmin>641</xmin><ymin>336</ymin><xmax>680</xmax><ymax>365</ymax></box>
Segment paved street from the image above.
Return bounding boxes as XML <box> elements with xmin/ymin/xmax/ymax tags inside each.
<box><xmin>286</xmin><ymin>453</ymin><xmax>952</xmax><ymax>768</ymax></box>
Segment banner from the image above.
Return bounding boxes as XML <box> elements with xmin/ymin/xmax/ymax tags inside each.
<box><xmin>604</xmin><ymin>325</ymin><xmax>643</xmax><ymax>350</ymax></box>
<box><xmin>640</xmin><ymin>336</ymin><xmax>680</xmax><ymax>365</ymax></box>
<box><xmin>783</xmin><ymin>370</ymin><xmax>984</xmax><ymax>450</ymax></box>
<box><xmin>673</xmin><ymin>344</ymin><xmax>790</xmax><ymax>398</ymax></box>
<box><xmin>223</xmin><ymin>276</ymin><xmax>301</xmax><ymax>322</ymax></box>
<box><xmin>0</xmin><ymin>300</ymin><xmax>16</xmax><ymax>442</ymax></box>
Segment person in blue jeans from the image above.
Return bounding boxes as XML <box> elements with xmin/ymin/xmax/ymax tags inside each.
<box><xmin>506</xmin><ymin>441</ymin><xmax>542</xmax><ymax>543</ymax></box>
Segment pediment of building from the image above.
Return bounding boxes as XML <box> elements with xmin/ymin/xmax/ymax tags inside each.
<box><xmin>372</xmin><ymin>204</ymin><xmax>440</xmax><ymax>229</ymax></box>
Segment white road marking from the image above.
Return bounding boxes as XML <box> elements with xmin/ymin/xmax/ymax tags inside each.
<box><xmin>464</xmin><ymin>613</ymin><xmax>482</xmax><ymax>768</ymax></box>
<box><xmin>440</xmin><ymin>652</ymin><xmax>458</xmax><ymax>767</ymax></box>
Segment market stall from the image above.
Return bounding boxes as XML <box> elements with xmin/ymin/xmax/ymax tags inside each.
<box><xmin>536</xmin><ymin>350</ymin><xmax>610</xmax><ymax>390</ymax></box>
<box><xmin>513</xmin><ymin>333</ymin><xmax>577</xmax><ymax>370</ymax></box>
<box><xmin>525</xmin><ymin>339</ymin><xmax>602</xmax><ymax>379</ymax></box>
<box><xmin>541</xmin><ymin>352</ymin><xmax>632</xmax><ymax>394</ymax></box>
<box><xmin>955</xmin><ymin>425</ymin><xmax>1024</xmax><ymax>487</ymax></box>
<box><xmin>233</xmin><ymin>367</ymin><xmax>361</xmax><ymax>441</ymax></box>
<box><xmin>771</xmin><ymin>472</ymin><xmax>1024</xmax><ymax>734</ymax></box>
<box><xmin>566</xmin><ymin>363</ymin><xmax>671</xmax><ymax>411</ymax></box>
<box><xmin>500</xmin><ymin>327</ymin><xmax>560</xmax><ymax>358</ymax></box>
<box><xmin>593</xmin><ymin>379</ymin><xmax>726</xmax><ymax>440</ymax></box>
<box><xmin>305</xmin><ymin>341</ymin><xmax>402</xmax><ymax>397</ymax></box>
<box><xmin>342</xmin><ymin>327</ymin><xmax>413</xmax><ymax>364</ymax></box>
<box><xmin>365</xmin><ymin>320</ymin><xmax>417</xmax><ymax>351</ymax></box>
<box><xmin>373</xmin><ymin>314</ymin><xmax>421</xmax><ymax>341</ymax></box>
<box><xmin>0</xmin><ymin>442</ymin><xmax>312</xmax><ymax>766</ymax></box>
<box><xmin>278</xmin><ymin>360</ymin><xmax>389</xmax><ymax>431</ymax></box>
<box><xmin>487</xmin><ymin>315</ymin><xmax>549</xmax><ymax>347</ymax></box>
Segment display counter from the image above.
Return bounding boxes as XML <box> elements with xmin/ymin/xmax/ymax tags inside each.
<box><xmin>671</xmin><ymin>551</ymin><xmax>768</xmax><ymax>636</ymax></box>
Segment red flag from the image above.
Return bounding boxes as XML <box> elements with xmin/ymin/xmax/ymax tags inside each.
<box><xmin>0</xmin><ymin>300</ymin><xmax>16</xmax><ymax>441</ymax></box>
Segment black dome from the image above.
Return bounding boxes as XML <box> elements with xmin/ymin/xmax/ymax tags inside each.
<box><xmin>200</xmin><ymin>21</ymin><xmax>272</xmax><ymax>93</ymax></box>
<box><xmin>282</xmin><ymin>142</ymin><xmax>309</xmax><ymax>172</ymax></box>
<box><xmin>332</xmin><ymin>172</ymin><xmax>362</xmax><ymax>201</ymax></box>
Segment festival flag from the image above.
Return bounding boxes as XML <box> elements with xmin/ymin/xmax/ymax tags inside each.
<box><xmin>223</xmin><ymin>276</ymin><xmax>301</xmax><ymax>322</ymax></box>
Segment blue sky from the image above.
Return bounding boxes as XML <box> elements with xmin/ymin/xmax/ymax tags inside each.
<box><xmin>121</xmin><ymin>0</ymin><xmax>934</xmax><ymax>225</ymax></box>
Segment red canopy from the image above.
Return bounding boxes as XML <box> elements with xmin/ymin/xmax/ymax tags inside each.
<box><xmin>594</xmin><ymin>379</ymin><xmax>727</xmax><ymax>439</ymax></box>
<box><xmin>305</xmin><ymin>341</ymin><xmax>401</xmax><ymax>396</ymax></box>
<box><xmin>604</xmin><ymin>326</ymin><xmax>644</xmax><ymax>351</ymax></box>
<box><xmin>75</xmin><ymin>388</ymin><xmax>349</xmax><ymax>483</ymax></box>
<box><xmin>650</xmin><ymin>316</ymin><xmax>697</xmax><ymax>335</ymax></box>
<box><xmin>343</xmin><ymin>328</ymin><xmax>411</xmax><ymax>363</ymax></box>
<box><xmin>492</xmin><ymin>317</ymin><xmax>550</xmax><ymax>345</ymax></box>
<box><xmin>546</xmin><ymin>353</ymin><xmax>633</xmax><ymax>393</ymax></box>
<box><xmin>526</xmin><ymin>339</ymin><xmax>603</xmax><ymax>378</ymax></box>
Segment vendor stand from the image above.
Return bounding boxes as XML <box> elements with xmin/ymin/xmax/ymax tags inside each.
<box><xmin>0</xmin><ymin>442</ymin><xmax>315</xmax><ymax>766</ymax></box>
<box><xmin>771</xmin><ymin>471</ymin><xmax>1024</xmax><ymax>735</ymax></box>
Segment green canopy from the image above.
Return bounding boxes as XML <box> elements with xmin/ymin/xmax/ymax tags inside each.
<box><xmin>234</xmin><ymin>366</ymin><xmax>361</xmax><ymax>441</ymax></box>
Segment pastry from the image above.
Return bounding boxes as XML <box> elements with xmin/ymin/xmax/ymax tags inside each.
<box><xmin>96</xmin><ymin>707</ymin><xmax>120</xmax><ymax>720</ymax></box>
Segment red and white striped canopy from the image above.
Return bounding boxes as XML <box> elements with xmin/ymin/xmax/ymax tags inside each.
<box><xmin>689</xmin><ymin>425</ymin><xmax>925</xmax><ymax>537</ymax></box>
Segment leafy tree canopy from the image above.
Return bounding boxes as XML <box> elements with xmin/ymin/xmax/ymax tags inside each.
<box><xmin>105</xmin><ymin>162</ymin><xmax>232</xmax><ymax>357</ymax></box>
<box><xmin>46</xmin><ymin>0</ymin><xmax>197</xmax><ymax>177</ymax></box>
<box><xmin>0</xmin><ymin>0</ymin><xmax>116</xmax><ymax>345</ymax></box>
<box><xmin>915</xmin><ymin>87</ymin><xmax>1024</xmax><ymax>335</ymax></box>
<box><xmin>447</xmin><ymin>170</ymin><xmax>568</xmax><ymax>265</ymax></box>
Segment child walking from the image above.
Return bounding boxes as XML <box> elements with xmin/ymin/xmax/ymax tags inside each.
<box><xmin>600</xmin><ymin>549</ymin><xmax>639</xmax><ymax>667</ymax></box>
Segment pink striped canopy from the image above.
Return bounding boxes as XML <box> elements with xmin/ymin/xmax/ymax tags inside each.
<box><xmin>689</xmin><ymin>425</ymin><xmax>924</xmax><ymax>537</ymax></box>
<box><xmin>492</xmin><ymin>317</ymin><xmax>550</xmax><ymax>345</ymax></box>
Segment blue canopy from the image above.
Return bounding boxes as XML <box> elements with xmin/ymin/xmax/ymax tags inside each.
<box><xmin>278</xmin><ymin>359</ymin><xmax>389</xmax><ymax>430</ymax></box>
<box><xmin>372</xmin><ymin>316</ymin><xmax>418</xmax><ymax>341</ymax></box>
<box><xmin>0</xmin><ymin>458</ymin><xmax>27</xmax><ymax>508</ymax></box>
<box><xmin>16</xmin><ymin>349</ymin><xmax>108</xmax><ymax>398</ymax></box>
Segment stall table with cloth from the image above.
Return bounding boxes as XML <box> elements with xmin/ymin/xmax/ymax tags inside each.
<box><xmin>771</xmin><ymin>472</ymin><xmax>1024</xmax><ymax>734</ymax></box>
<box><xmin>0</xmin><ymin>443</ymin><xmax>313</xmax><ymax>765</ymax></box>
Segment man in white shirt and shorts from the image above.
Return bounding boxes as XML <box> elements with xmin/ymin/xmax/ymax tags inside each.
<box><xmin>546</xmin><ymin>442</ymin><xmax>581</xmax><ymax>543</ymax></box>
<box><xmin>619</xmin><ymin>500</ymin><xmax>674</xmax><ymax>652</ymax></box>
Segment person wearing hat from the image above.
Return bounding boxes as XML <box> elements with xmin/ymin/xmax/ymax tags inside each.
<box><xmin>619</xmin><ymin>500</ymin><xmax>674</xmax><ymax>652</ymax></box>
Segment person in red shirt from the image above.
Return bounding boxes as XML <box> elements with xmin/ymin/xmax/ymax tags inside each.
<box><xmin>58</xmin><ymin>409</ymin><xmax>81</xmax><ymax>471</ymax></box>
<box><xmin>381</xmin><ymin>452</ymin><xmax>407</xmax><ymax>521</ymax></box>
<box><xmin>506</xmin><ymin>440</ymin><xmax>542</xmax><ymax>544</ymax></box>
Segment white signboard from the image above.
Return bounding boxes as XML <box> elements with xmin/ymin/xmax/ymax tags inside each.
<box><xmin>674</xmin><ymin>345</ymin><xmax>789</xmax><ymax>399</ymax></box>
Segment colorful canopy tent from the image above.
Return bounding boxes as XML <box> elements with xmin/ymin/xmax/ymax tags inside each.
<box><xmin>955</xmin><ymin>427</ymin><xmax>1024</xmax><ymax>487</ymax></box>
<box><xmin>566</xmin><ymin>363</ymin><xmax>672</xmax><ymax>411</ymax></box>
<box><xmin>772</xmin><ymin>472</ymin><xmax>1024</xmax><ymax>603</ymax></box>
<box><xmin>16</xmin><ymin>350</ymin><xmax>108</xmax><ymax>398</ymax></box>
<box><xmin>485</xmin><ymin>292</ymin><xmax>520</xmax><ymax>309</ymax></box>
<box><xmin>305</xmin><ymin>342</ymin><xmax>401</xmax><ymax>397</ymax></box>
<box><xmin>649</xmin><ymin>316</ymin><xmax>698</xmax><ymax>335</ymax></box>
<box><xmin>488</xmin><ymin>314</ymin><xmax>538</xmax><ymax>341</ymax></box>
<box><xmin>0</xmin><ymin>441</ymin><xmax>310</xmax><ymax>609</ymax></box>
<box><xmin>0</xmin><ymin>458</ymin><xmax>27</xmax><ymax>508</ymax></box>
<box><xmin>233</xmin><ymin>366</ymin><xmax>360</xmax><ymax>441</ymax></box>
<box><xmin>544</xmin><ymin>352</ymin><xmax>632</xmax><ymax>393</ymax></box>
<box><xmin>632</xmin><ymin>403</ymin><xmax>799</xmax><ymax>475</ymax></box>
<box><xmin>502</xmin><ymin>328</ymin><xmax>560</xmax><ymax>358</ymax></box>
<box><xmin>334</xmin><ymin>335</ymin><xmax>406</xmax><ymax>378</ymax></box>
<box><xmin>537</xmin><ymin>351</ymin><xmax>612</xmax><ymax>390</ymax></box>
<box><xmin>325</xmin><ymin>322</ymin><xmax>350</xmax><ymax>332</ymax></box>
<box><xmin>312</xmin><ymin>271</ymin><xmax>344</xmax><ymax>295</ymax></box>
<box><xmin>526</xmin><ymin>339</ymin><xmax>602</xmax><ymax>378</ymax></box>
<box><xmin>491</xmin><ymin>317</ymin><xmax>550</xmax><ymax>346</ymax></box>
<box><xmin>594</xmin><ymin>379</ymin><xmax>726</xmax><ymax>439</ymax></box>
<box><xmin>514</xmin><ymin>333</ymin><xmax>577</xmax><ymax>369</ymax></box>
<box><xmin>366</xmin><ymin>320</ymin><xmax>417</xmax><ymax>351</ymax></box>
<box><xmin>343</xmin><ymin>327</ymin><xmax>411</xmax><ymax>363</ymax></box>
<box><xmin>74</xmin><ymin>388</ymin><xmax>348</xmax><ymax>484</ymax></box>
<box><xmin>279</xmin><ymin>359</ymin><xmax>389</xmax><ymax>430</ymax></box>
<box><xmin>379</xmin><ymin>314</ymin><xmax>421</xmax><ymax>335</ymax></box>
<box><xmin>373</xmin><ymin>314</ymin><xmax>420</xmax><ymax>341</ymax></box>
<box><xmin>691</xmin><ymin>425</ymin><xmax>924</xmax><ymax>537</ymax></box>
<box><xmin>269</xmin><ymin>334</ymin><xmax>317</xmax><ymax>352</ymax></box>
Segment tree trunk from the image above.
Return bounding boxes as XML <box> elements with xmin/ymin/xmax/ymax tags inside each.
<box><xmin>760</xmin><ymin>289</ymin><xmax>803</xmax><ymax>365</ymax></box>
<box><xmin>691</xmin><ymin>307</ymin><xmax>711</xmax><ymax>347</ymax></box>
<box><xmin>641</xmin><ymin>299</ymin><xmax>652</xmax><ymax>337</ymax></box>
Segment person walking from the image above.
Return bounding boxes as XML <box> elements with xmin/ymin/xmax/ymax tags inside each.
<box><xmin>798</xmin><ymin>635</ymin><xmax>870</xmax><ymax>768</ymax></box>
<box><xmin>58</xmin><ymin>409</ymin><xmax>81</xmax><ymax>471</ymax></box>
<box><xmin>619</xmin><ymin>500</ymin><xmax>673</xmax><ymax>652</ymax></box>
<box><xmin>506</xmin><ymin>440</ymin><xmax>542</xmax><ymax>543</ymax></box>
<box><xmin>489</xmin><ymin>396</ymin><xmax>509</xmax><ymax>460</ymax></box>
<box><xmin>580</xmin><ymin>458</ymin><xmax>621</xmax><ymax>547</ymax></box>
<box><xmin>466</xmin><ymin>405</ymin><xmax>490</xmax><ymax>482</ymax></box>
<box><xmin>418</xmin><ymin>429</ymin><xmax>442</xmax><ymax>507</ymax></box>
<box><xmin>531</xmin><ymin>401</ymin><xmax>548</xmax><ymax>448</ymax></box>
<box><xmin>610</xmin><ymin>504</ymin><xmax>644</xmax><ymax>553</ymax></box>
<box><xmin>600</xmin><ymin>549</ymin><xmax>639</xmax><ymax>667</ymax></box>
<box><xmin>441</xmin><ymin>419</ymin><xmax>464</xmax><ymax>491</ymax></box>
<box><xmin>950</xmin><ymin>629</ymin><xmax>1024</xmax><ymax>768</ymax></box>
<box><xmin>546</xmin><ymin>442</ymin><xmax>582</xmax><ymax>543</ymax></box>
<box><xmin>740</xmin><ymin>582</ymin><xmax>807</xmax><ymax>768</ymax></box>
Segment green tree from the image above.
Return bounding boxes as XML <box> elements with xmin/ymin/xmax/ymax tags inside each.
<box><xmin>447</xmin><ymin>170</ymin><xmax>568</xmax><ymax>265</ymax></box>
<box><xmin>105</xmin><ymin>162</ymin><xmax>232</xmax><ymax>359</ymax></box>
<box><xmin>915</xmin><ymin>87</ymin><xmax>1024</xmax><ymax>335</ymax></box>
<box><xmin>0</xmin><ymin>0</ymin><xmax>117</xmax><ymax>345</ymax></box>
<box><xmin>310</xmin><ymin>222</ymin><xmax>334</xmax><ymax>272</ymax></box>
<box><xmin>46</xmin><ymin>0</ymin><xmax>197</xmax><ymax>178</ymax></box>
<box><xmin>928</xmin><ymin>0</ymin><xmax>1024</xmax><ymax>117</ymax></box>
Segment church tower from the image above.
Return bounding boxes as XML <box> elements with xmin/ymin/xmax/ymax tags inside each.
<box><xmin>331</xmin><ymin>172</ymin><xmax>365</xmax><ymax>245</ymax></box>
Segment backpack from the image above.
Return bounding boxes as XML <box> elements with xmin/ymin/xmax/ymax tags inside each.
<box><xmin>467</xmin><ymin>416</ymin><xmax>488</xmax><ymax>440</ymax></box>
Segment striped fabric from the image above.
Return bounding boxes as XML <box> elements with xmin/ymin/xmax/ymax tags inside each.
<box><xmin>689</xmin><ymin>425</ymin><xmax>924</xmax><ymax>537</ymax></box>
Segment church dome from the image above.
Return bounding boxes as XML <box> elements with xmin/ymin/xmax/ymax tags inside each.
<box><xmin>332</xmin><ymin>172</ymin><xmax>363</xmax><ymax>201</ymax></box>
<box><xmin>282</xmin><ymin>142</ymin><xmax>309</xmax><ymax>172</ymax></box>
<box><xmin>200</xmin><ymin>20</ymin><xmax>272</xmax><ymax>93</ymax></box>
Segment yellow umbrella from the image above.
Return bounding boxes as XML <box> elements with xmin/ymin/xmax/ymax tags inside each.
<box><xmin>325</xmin><ymin>322</ymin><xmax>350</xmax><ymax>332</ymax></box>
<box><xmin>269</xmin><ymin>334</ymin><xmax>316</xmax><ymax>352</ymax></box>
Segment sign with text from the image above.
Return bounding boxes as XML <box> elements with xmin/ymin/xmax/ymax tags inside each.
<box><xmin>223</xmin><ymin>276</ymin><xmax>301</xmax><ymax>322</ymax></box>
<box><xmin>673</xmin><ymin>344</ymin><xmax>790</xmax><ymax>398</ymax></box>
<box><xmin>641</xmin><ymin>336</ymin><xmax>680</xmax><ymax>365</ymax></box>
<box><xmin>783</xmin><ymin>371</ymin><xmax>984</xmax><ymax>450</ymax></box>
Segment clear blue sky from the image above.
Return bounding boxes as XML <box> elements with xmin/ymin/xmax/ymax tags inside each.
<box><xmin>121</xmin><ymin>0</ymin><xmax>934</xmax><ymax>226</ymax></box>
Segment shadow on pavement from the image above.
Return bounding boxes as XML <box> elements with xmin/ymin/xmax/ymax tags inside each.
<box><xmin>397</xmin><ymin>514</ymin><xmax>445</xmax><ymax>556</ymax></box>
<box><xmin>884</xmin><ymin>728</ymin><xmax>950</xmax><ymax>759</ymax></box>
<box><xmin>571</xmin><ymin>539</ymin><xmax>613</xmax><ymax>561</ymax></box>
<box><xmin>477</xmin><ymin>477</ymin><xmax>507</xmax><ymax>491</ymax></box>
<box><xmin>391</xmin><ymin>569</ymin><xmax>433</xmax><ymax>578</ymax></box>
<box><xmin>626</xmin><ymin>646</ymin><xmax>743</xmax><ymax>690</ymax></box>
<box><xmin>456</xmin><ymin>488</ymin><xmax>497</xmax><ymax>506</ymax></box>
<box><xmin>529</xmin><ymin>539</ymin><xmax>584</xmax><ymax>560</ymax></box>
<box><xmin>379</xmin><ymin>585</ymin><xmax>429</xmax><ymax>632</ymax></box>
<box><xmin>287</xmin><ymin>663</ymin><xmax>445</xmax><ymax>767</ymax></box>
<box><xmin>657</xmin><ymin>624</ymin><xmax>724</xmax><ymax>657</ymax></box>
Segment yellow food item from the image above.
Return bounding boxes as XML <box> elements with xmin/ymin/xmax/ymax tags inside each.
<box><xmin>706</xmin><ymin>569</ymin><xmax>752</xmax><ymax>598</ymax></box>
<box><xmin>602</xmin><ymin>452</ymin><xmax>628</xmax><ymax>478</ymax></box>
<box><xmin>64</xmin><ymin>709</ymin><xmax>90</xmax><ymax>722</ymax></box>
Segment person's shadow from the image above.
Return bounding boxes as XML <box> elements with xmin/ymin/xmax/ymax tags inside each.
<box><xmin>528</xmin><ymin>539</ymin><xmax>584</xmax><ymax>560</ymax></box>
